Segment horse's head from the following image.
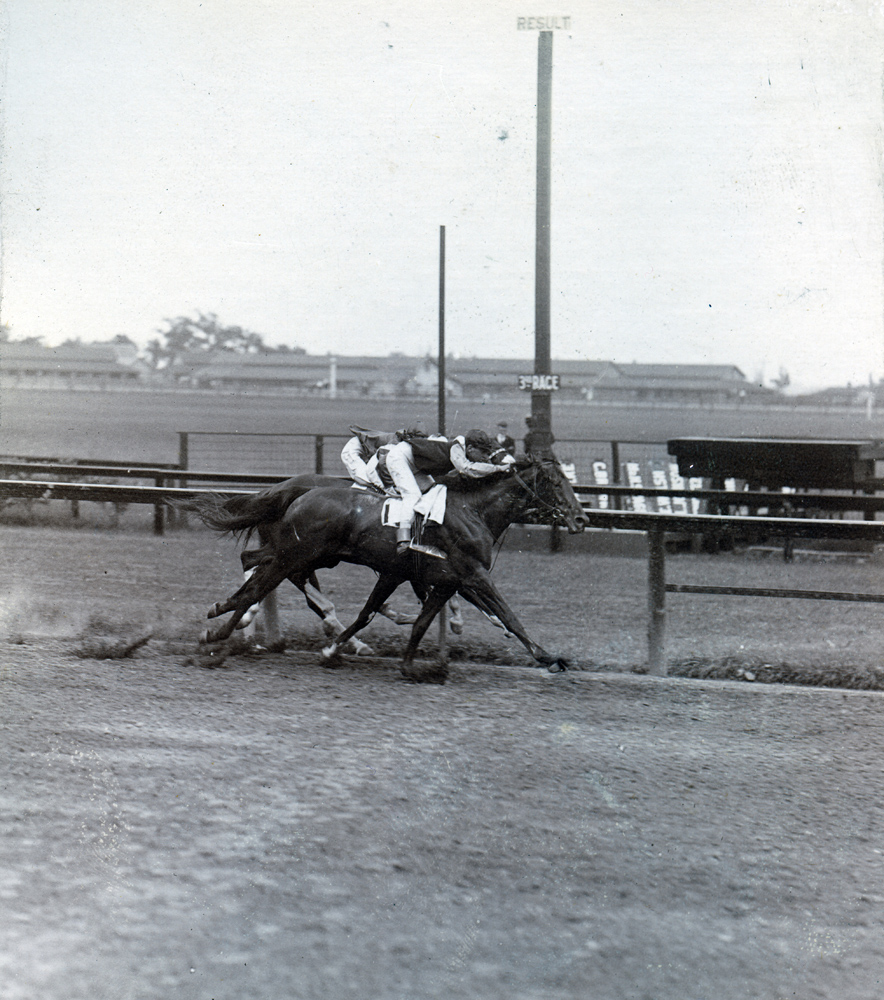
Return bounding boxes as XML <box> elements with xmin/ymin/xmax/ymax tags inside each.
<box><xmin>514</xmin><ymin>457</ymin><xmax>587</xmax><ymax>533</ymax></box>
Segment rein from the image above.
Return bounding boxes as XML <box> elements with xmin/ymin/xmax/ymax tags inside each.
<box><xmin>490</xmin><ymin>524</ymin><xmax>510</xmax><ymax>572</ymax></box>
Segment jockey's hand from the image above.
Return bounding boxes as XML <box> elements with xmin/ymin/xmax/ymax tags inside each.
<box><xmin>501</xmin><ymin>455</ymin><xmax>516</xmax><ymax>469</ymax></box>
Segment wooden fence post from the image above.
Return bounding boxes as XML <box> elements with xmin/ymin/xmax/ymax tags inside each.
<box><xmin>647</xmin><ymin>526</ymin><xmax>667</xmax><ymax>675</ymax></box>
<box><xmin>315</xmin><ymin>435</ymin><xmax>324</xmax><ymax>474</ymax></box>
<box><xmin>261</xmin><ymin>590</ymin><xmax>281</xmax><ymax>647</ymax></box>
<box><xmin>169</xmin><ymin>431</ymin><xmax>189</xmax><ymax>530</ymax></box>
<box><xmin>549</xmin><ymin>523</ymin><xmax>562</xmax><ymax>552</ymax></box>
<box><xmin>177</xmin><ymin>432</ymin><xmax>189</xmax><ymax>471</ymax></box>
<box><xmin>153</xmin><ymin>476</ymin><xmax>165</xmax><ymax>535</ymax></box>
<box><xmin>611</xmin><ymin>441</ymin><xmax>621</xmax><ymax>510</ymax></box>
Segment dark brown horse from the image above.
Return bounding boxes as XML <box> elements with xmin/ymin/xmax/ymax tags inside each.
<box><xmin>195</xmin><ymin>458</ymin><xmax>587</xmax><ymax>682</ymax></box>
<box><xmin>178</xmin><ymin>474</ymin><xmax>464</xmax><ymax>645</ymax></box>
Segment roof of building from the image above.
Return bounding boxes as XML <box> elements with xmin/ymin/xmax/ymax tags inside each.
<box><xmin>1</xmin><ymin>341</ymin><xmax>142</xmax><ymax>374</ymax></box>
<box><xmin>612</xmin><ymin>363</ymin><xmax>746</xmax><ymax>380</ymax></box>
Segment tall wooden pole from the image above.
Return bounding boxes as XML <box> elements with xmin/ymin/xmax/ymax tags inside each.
<box><xmin>438</xmin><ymin>225</ymin><xmax>446</xmax><ymax>436</ymax></box>
<box><xmin>532</xmin><ymin>30</ymin><xmax>554</xmax><ymax>457</ymax></box>
<box><xmin>437</xmin><ymin>224</ymin><xmax>448</xmax><ymax>663</ymax></box>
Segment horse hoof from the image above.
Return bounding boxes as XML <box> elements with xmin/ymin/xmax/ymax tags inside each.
<box><xmin>199</xmin><ymin>629</ymin><xmax>212</xmax><ymax>645</ymax></box>
<box><xmin>207</xmin><ymin>602</ymin><xmax>223</xmax><ymax>619</ymax></box>
<box><xmin>546</xmin><ymin>658</ymin><xmax>569</xmax><ymax>673</ymax></box>
<box><xmin>347</xmin><ymin>640</ymin><xmax>375</xmax><ymax>656</ymax></box>
<box><xmin>320</xmin><ymin>644</ymin><xmax>338</xmax><ymax>660</ymax></box>
<box><xmin>449</xmin><ymin>620</ymin><xmax>463</xmax><ymax>635</ymax></box>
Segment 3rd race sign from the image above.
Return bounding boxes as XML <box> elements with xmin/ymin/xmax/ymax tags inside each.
<box><xmin>518</xmin><ymin>374</ymin><xmax>560</xmax><ymax>391</ymax></box>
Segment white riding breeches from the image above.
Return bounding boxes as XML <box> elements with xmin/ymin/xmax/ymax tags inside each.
<box><xmin>385</xmin><ymin>442</ymin><xmax>422</xmax><ymax>528</ymax></box>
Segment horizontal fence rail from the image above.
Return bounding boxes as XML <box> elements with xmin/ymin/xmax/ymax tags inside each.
<box><xmin>574</xmin><ymin>484</ymin><xmax>884</xmax><ymax>516</ymax></box>
<box><xmin>665</xmin><ymin>584</ymin><xmax>884</xmax><ymax>603</ymax></box>
<box><xmin>0</xmin><ymin>480</ymin><xmax>254</xmax><ymax>536</ymax></box>
<box><xmin>0</xmin><ymin>461</ymin><xmax>299</xmax><ymax>486</ymax></box>
<box><xmin>0</xmin><ymin>481</ymin><xmax>251</xmax><ymax>503</ymax></box>
<box><xmin>0</xmin><ymin>454</ymin><xmax>182</xmax><ymax>470</ymax></box>
<box><xmin>579</xmin><ymin>508</ymin><xmax>884</xmax><ymax>541</ymax></box>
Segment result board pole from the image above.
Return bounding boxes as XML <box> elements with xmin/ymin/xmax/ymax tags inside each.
<box><xmin>437</xmin><ymin>224</ymin><xmax>448</xmax><ymax>664</ymax></box>
<box><xmin>532</xmin><ymin>29</ymin><xmax>554</xmax><ymax>458</ymax></box>
<box><xmin>438</xmin><ymin>225</ymin><xmax>446</xmax><ymax>437</ymax></box>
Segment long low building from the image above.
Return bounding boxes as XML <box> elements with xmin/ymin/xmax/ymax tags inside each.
<box><xmin>172</xmin><ymin>352</ymin><xmax>774</xmax><ymax>404</ymax></box>
<box><xmin>1</xmin><ymin>340</ymin><xmax>778</xmax><ymax>405</ymax></box>
<box><xmin>0</xmin><ymin>340</ymin><xmax>147</xmax><ymax>388</ymax></box>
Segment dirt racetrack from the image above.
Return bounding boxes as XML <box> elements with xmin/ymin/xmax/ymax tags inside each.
<box><xmin>4</xmin><ymin>525</ymin><xmax>884</xmax><ymax>999</ymax></box>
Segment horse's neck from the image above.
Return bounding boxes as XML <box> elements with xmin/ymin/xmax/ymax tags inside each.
<box><xmin>470</xmin><ymin>474</ymin><xmax>533</xmax><ymax>538</ymax></box>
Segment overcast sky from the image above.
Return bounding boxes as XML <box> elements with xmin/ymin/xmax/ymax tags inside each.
<box><xmin>1</xmin><ymin>0</ymin><xmax>881</xmax><ymax>391</ymax></box>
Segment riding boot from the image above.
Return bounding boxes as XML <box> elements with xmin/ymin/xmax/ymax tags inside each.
<box><xmin>396</xmin><ymin>525</ymin><xmax>412</xmax><ymax>555</ymax></box>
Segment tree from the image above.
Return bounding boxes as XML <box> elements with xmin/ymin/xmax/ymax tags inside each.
<box><xmin>145</xmin><ymin>312</ymin><xmax>268</xmax><ymax>369</ymax></box>
<box><xmin>269</xmin><ymin>343</ymin><xmax>307</xmax><ymax>354</ymax></box>
<box><xmin>771</xmin><ymin>367</ymin><xmax>790</xmax><ymax>390</ymax></box>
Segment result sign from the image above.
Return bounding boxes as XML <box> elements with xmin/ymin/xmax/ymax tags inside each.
<box><xmin>517</xmin><ymin>16</ymin><xmax>571</xmax><ymax>30</ymax></box>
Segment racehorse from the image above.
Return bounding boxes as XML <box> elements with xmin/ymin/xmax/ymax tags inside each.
<box><xmin>177</xmin><ymin>473</ymin><xmax>468</xmax><ymax>647</ymax></box>
<box><xmin>195</xmin><ymin>457</ymin><xmax>587</xmax><ymax>682</ymax></box>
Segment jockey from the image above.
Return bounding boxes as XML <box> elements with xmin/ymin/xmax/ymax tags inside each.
<box><xmin>340</xmin><ymin>426</ymin><xmax>399</xmax><ymax>488</ymax></box>
<box><xmin>385</xmin><ymin>428</ymin><xmax>515</xmax><ymax>556</ymax></box>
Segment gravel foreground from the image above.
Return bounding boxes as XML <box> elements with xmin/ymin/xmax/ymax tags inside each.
<box><xmin>3</xmin><ymin>641</ymin><xmax>884</xmax><ymax>1000</ymax></box>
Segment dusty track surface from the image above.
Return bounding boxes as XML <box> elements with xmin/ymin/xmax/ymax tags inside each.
<box><xmin>4</xmin><ymin>637</ymin><xmax>884</xmax><ymax>1000</ymax></box>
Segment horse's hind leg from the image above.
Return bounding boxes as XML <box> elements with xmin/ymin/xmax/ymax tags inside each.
<box><xmin>234</xmin><ymin>567</ymin><xmax>280</xmax><ymax>644</ymax></box>
<box><xmin>202</xmin><ymin>560</ymin><xmax>290</xmax><ymax>644</ymax></box>
<box><xmin>320</xmin><ymin>575</ymin><xmax>404</xmax><ymax>661</ymax></box>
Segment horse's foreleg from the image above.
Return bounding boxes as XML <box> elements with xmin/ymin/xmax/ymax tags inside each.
<box><xmin>480</xmin><ymin>609</ymin><xmax>516</xmax><ymax>639</ymax></box>
<box><xmin>378</xmin><ymin>604</ymin><xmax>419</xmax><ymax>625</ymax></box>
<box><xmin>299</xmin><ymin>574</ymin><xmax>375</xmax><ymax>656</ymax></box>
<box><xmin>321</xmin><ymin>575</ymin><xmax>404</xmax><ymax>661</ymax></box>
<box><xmin>376</xmin><ymin>582</ymin><xmax>457</xmax><ymax>630</ymax></box>
<box><xmin>447</xmin><ymin>595</ymin><xmax>464</xmax><ymax>635</ymax></box>
<box><xmin>399</xmin><ymin>584</ymin><xmax>457</xmax><ymax>682</ymax></box>
<box><xmin>457</xmin><ymin>573</ymin><xmax>568</xmax><ymax>672</ymax></box>
<box><xmin>372</xmin><ymin>579</ymin><xmax>423</xmax><ymax>625</ymax></box>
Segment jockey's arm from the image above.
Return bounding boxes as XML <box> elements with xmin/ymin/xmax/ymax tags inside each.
<box><xmin>363</xmin><ymin>453</ymin><xmax>384</xmax><ymax>489</ymax></box>
<box><xmin>449</xmin><ymin>439</ymin><xmax>513</xmax><ymax>478</ymax></box>
<box><xmin>341</xmin><ymin>436</ymin><xmax>381</xmax><ymax>487</ymax></box>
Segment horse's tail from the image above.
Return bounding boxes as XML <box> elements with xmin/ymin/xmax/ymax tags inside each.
<box><xmin>169</xmin><ymin>486</ymin><xmax>311</xmax><ymax>538</ymax></box>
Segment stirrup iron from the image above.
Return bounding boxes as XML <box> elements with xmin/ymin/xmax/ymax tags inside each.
<box><xmin>407</xmin><ymin>541</ymin><xmax>447</xmax><ymax>560</ymax></box>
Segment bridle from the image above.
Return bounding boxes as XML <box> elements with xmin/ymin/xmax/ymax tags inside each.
<box><xmin>511</xmin><ymin>462</ymin><xmax>572</xmax><ymax>524</ymax></box>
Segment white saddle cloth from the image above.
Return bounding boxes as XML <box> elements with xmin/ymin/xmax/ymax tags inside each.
<box><xmin>382</xmin><ymin>484</ymin><xmax>447</xmax><ymax>527</ymax></box>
